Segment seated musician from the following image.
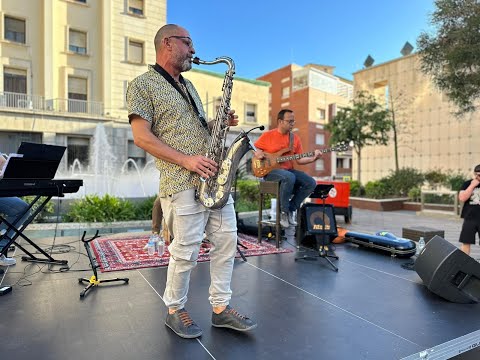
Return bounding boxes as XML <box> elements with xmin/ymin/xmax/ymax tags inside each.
<box><xmin>253</xmin><ymin>109</ymin><xmax>322</xmax><ymax>228</ymax></box>
<box><xmin>0</xmin><ymin>154</ymin><xmax>30</xmax><ymax>266</ymax></box>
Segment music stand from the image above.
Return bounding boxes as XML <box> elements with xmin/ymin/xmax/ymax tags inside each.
<box><xmin>295</xmin><ymin>184</ymin><xmax>339</xmax><ymax>272</ymax></box>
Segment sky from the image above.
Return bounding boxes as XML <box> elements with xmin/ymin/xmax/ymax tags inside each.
<box><xmin>168</xmin><ymin>0</ymin><xmax>436</xmax><ymax>80</ymax></box>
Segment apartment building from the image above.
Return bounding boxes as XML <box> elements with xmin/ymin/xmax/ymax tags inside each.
<box><xmin>258</xmin><ymin>63</ymin><xmax>353</xmax><ymax>180</ymax></box>
<box><xmin>353</xmin><ymin>53</ymin><xmax>480</xmax><ymax>184</ymax></box>
<box><xmin>0</xmin><ymin>0</ymin><xmax>269</xmax><ymax>180</ymax></box>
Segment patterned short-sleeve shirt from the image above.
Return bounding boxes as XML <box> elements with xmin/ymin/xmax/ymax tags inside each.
<box><xmin>126</xmin><ymin>65</ymin><xmax>210</xmax><ymax>196</ymax></box>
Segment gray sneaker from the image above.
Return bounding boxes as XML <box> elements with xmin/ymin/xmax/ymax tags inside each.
<box><xmin>280</xmin><ymin>212</ymin><xmax>289</xmax><ymax>228</ymax></box>
<box><xmin>0</xmin><ymin>254</ymin><xmax>16</xmax><ymax>266</ymax></box>
<box><xmin>288</xmin><ymin>210</ymin><xmax>298</xmax><ymax>226</ymax></box>
<box><xmin>165</xmin><ymin>308</ymin><xmax>203</xmax><ymax>339</ymax></box>
<box><xmin>212</xmin><ymin>305</ymin><xmax>257</xmax><ymax>331</ymax></box>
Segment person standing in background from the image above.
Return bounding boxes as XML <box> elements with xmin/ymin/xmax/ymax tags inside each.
<box><xmin>458</xmin><ymin>164</ymin><xmax>480</xmax><ymax>255</ymax></box>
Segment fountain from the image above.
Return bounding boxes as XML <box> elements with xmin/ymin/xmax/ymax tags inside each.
<box><xmin>61</xmin><ymin>123</ymin><xmax>159</xmax><ymax>198</ymax></box>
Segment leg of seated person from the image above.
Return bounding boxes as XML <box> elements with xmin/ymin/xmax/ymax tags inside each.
<box><xmin>288</xmin><ymin>169</ymin><xmax>317</xmax><ymax>211</ymax></box>
<box><xmin>0</xmin><ymin>197</ymin><xmax>30</xmax><ymax>242</ymax></box>
<box><xmin>265</xmin><ymin>170</ymin><xmax>296</xmax><ymax>227</ymax></box>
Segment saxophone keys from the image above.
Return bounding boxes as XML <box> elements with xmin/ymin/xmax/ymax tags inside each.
<box><xmin>217</xmin><ymin>173</ymin><xmax>228</xmax><ymax>185</ymax></box>
<box><xmin>215</xmin><ymin>190</ymin><xmax>224</xmax><ymax>201</ymax></box>
<box><xmin>221</xmin><ymin>158</ymin><xmax>232</xmax><ymax>169</ymax></box>
<box><xmin>202</xmin><ymin>196</ymin><xmax>214</xmax><ymax>208</ymax></box>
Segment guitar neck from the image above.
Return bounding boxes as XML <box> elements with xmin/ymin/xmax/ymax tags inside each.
<box><xmin>277</xmin><ymin>148</ymin><xmax>334</xmax><ymax>164</ymax></box>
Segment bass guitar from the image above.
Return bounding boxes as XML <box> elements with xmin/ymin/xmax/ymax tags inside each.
<box><xmin>252</xmin><ymin>144</ymin><xmax>348</xmax><ymax>178</ymax></box>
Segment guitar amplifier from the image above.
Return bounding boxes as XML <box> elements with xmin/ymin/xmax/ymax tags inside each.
<box><xmin>297</xmin><ymin>203</ymin><xmax>338</xmax><ymax>249</ymax></box>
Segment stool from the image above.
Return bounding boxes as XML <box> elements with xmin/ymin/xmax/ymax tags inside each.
<box><xmin>258</xmin><ymin>181</ymin><xmax>281</xmax><ymax>248</ymax></box>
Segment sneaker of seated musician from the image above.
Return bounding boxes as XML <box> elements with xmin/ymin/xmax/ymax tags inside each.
<box><xmin>280</xmin><ymin>212</ymin><xmax>290</xmax><ymax>228</ymax></box>
<box><xmin>0</xmin><ymin>254</ymin><xmax>16</xmax><ymax>266</ymax></box>
<box><xmin>288</xmin><ymin>210</ymin><xmax>297</xmax><ymax>226</ymax></box>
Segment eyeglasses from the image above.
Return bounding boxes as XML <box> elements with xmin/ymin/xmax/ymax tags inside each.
<box><xmin>167</xmin><ymin>36</ymin><xmax>194</xmax><ymax>48</ymax></box>
<box><xmin>282</xmin><ymin>119</ymin><xmax>296</xmax><ymax>125</ymax></box>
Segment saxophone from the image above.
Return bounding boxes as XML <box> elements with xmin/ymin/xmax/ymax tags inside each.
<box><xmin>193</xmin><ymin>56</ymin><xmax>256</xmax><ymax>209</ymax></box>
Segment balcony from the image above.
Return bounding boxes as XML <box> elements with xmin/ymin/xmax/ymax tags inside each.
<box><xmin>0</xmin><ymin>91</ymin><xmax>104</xmax><ymax>116</ymax></box>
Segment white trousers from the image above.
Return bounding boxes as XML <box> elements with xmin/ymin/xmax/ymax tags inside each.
<box><xmin>160</xmin><ymin>188</ymin><xmax>237</xmax><ymax>310</ymax></box>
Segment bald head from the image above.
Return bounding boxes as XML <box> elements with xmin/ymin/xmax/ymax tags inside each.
<box><xmin>154</xmin><ymin>24</ymin><xmax>184</xmax><ymax>52</ymax></box>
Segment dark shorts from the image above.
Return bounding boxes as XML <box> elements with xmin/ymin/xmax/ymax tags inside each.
<box><xmin>459</xmin><ymin>220</ymin><xmax>480</xmax><ymax>244</ymax></box>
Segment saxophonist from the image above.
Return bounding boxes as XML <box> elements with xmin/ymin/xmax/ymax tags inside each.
<box><xmin>127</xmin><ymin>24</ymin><xmax>257</xmax><ymax>339</ymax></box>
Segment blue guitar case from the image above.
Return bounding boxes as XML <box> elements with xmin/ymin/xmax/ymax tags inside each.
<box><xmin>345</xmin><ymin>230</ymin><xmax>416</xmax><ymax>258</ymax></box>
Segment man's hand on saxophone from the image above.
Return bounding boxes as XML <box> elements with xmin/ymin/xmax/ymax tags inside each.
<box><xmin>227</xmin><ymin>109</ymin><xmax>239</xmax><ymax>126</ymax></box>
<box><xmin>207</xmin><ymin>109</ymin><xmax>239</xmax><ymax>130</ymax></box>
<box><xmin>182</xmin><ymin>155</ymin><xmax>217</xmax><ymax>179</ymax></box>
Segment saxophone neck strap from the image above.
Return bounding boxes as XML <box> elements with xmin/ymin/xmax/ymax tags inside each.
<box><xmin>289</xmin><ymin>131</ymin><xmax>294</xmax><ymax>152</ymax></box>
<box><xmin>152</xmin><ymin>63</ymin><xmax>208</xmax><ymax>130</ymax></box>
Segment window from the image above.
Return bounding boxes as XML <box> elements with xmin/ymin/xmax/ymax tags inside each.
<box><xmin>336</xmin><ymin>158</ymin><xmax>344</xmax><ymax>168</ymax></box>
<box><xmin>0</xmin><ymin>132</ymin><xmax>41</xmax><ymax>154</ymax></box>
<box><xmin>127</xmin><ymin>140</ymin><xmax>146</xmax><ymax>170</ymax></box>
<box><xmin>68</xmin><ymin>76</ymin><xmax>87</xmax><ymax>112</ymax></box>
<box><xmin>316</xmin><ymin>108</ymin><xmax>326</xmax><ymax>120</ymax></box>
<box><xmin>4</xmin><ymin>68</ymin><xmax>27</xmax><ymax>94</ymax></box>
<box><xmin>4</xmin><ymin>16</ymin><xmax>25</xmax><ymax>44</ymax></box>
<box><xmin>315</xmin><ymin>134</ymin><xmax>324</xmax><ymax>145</ymax></box>
<box><xmin>281</xmin><ymin>87</ymin><xmax>290</xmax><ymax>99</ymax></box>
<box><xmin>128</xmin><ymin>0</ymin><xmax>144</xmax><ymax>15</ymax></box>
<box><xmin>315</xmin><ymin>158</ymin><xmax>324</xmax><ymax>171</ymax></box>
<box><xmin>128</xmin><ymin>40</ymin><xmax>144</xmax><ymax>64</ymax></box>
<box><xmin>74</xmin><ymin>0</ymin><xmax>87</xmax><ymax>3</ymax></box>
<box><xmin>69</xmin><ymin>29</ymin><xmax>87</xmax><ymax>55</ymax></box>
<box><xmin>67</xmin><ymin>137</ymin><xmax>89</xmax><ymax>168</ymax></box>
<box><xmin>245</xmin><ymin>103</ymin><xmax>257</xmax><ymax>123</ymax></box>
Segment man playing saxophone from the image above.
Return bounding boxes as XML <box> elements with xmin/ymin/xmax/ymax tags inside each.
<box><xmin>127</xmin><ymin>24</ymin><xmax>257</xmax><ymax>339</ymax></box>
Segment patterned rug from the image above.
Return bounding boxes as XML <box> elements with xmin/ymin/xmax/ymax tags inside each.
<box><xmin>91</xmin><ymin>232</ymin><xmax>292</xmax><ymax>272</ymax></box>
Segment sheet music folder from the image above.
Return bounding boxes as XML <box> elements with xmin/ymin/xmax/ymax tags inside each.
<box><xmin>1</xmin><ymin>142</ymin><xmax>66</xmax><ymax>179</ymax></box>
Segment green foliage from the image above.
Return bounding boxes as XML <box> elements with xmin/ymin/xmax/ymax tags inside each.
<box><xmin>235</xmin><ymin>197</ymin><xmax>260</xmax><ymax>212</ymax></box>
<box><xmin>236</xmin><ymin>179</ymin><xmax>262</xmax><ymax>203</ymax></box>
<box><xmin>408</xmin><ymin>187</ymin><xmax>422</xmax><ymax>202</ymax></box>
<box><xmin>364</xmin><ymin>180</ymin><xmax>390</xmax><ymax>199</ymax></box>
<box><xmin>325</xmin><ymin>90</ymin><xmax>393</xmax><ymax>182</ymax></box>
<box><xmin>234</xmin><ymin>179</ymin><xmax>270</xmax><ymax>213</ymax></box>
<box><xmin>424</xmin><ymin>193</ymin><xmax>455</xmax><ymax>205</ymax></box>
<box><xmin>133</xmin><ymin>195</ymin><xmax>157</xmax><ymax>220</ymax></box>
<box><xmin>64</xmin><ymin>194</ymin><xmax>136</xmax><ymax>223</ymax></box>
<box><xmin>349</xmin><ymin>180</ymin><xmax>365</xmax><ymax>196</ymax></box>
<box><xmin>417</xmin><ymin>0</ymin><xmax>480</xmax><ymax>114</ymax></box>
<box><xmin>385</xmin><ymin>168</ymin><xmax>425</xmax><ymax>197</ymax></box>
<box><xmin>447</xmin><ymin>172</ymin><xmax>467</xmax><ymax>191</ymax></box>
<box><xmin>424</xmin><ymin>169</ymin><xmax>448</xmax><ymax>188</ymax></box>
<box><xmin>21</xmin><ymin>196</ymin><xmax>55</xmax><ymax>222</ymax></box>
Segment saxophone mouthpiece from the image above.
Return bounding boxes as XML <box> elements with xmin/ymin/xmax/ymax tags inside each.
<box><xmin>192</xmin><ymin>57</ymin><xmax>200</xmax><ymax>65</ymax></box>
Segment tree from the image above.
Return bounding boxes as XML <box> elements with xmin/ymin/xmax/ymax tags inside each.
<box><xmin>325</xmin><ymin>91</ymin><xmax>392</xmax><ymax>183</ymax></box>
<box><xmin>417</xmin><ymin>0</ymin><xmax>480</xmax><ymax>115</ymax></box>
<box><xmin>388</xmin><ymin>89</ymin><xmax>413</xmax><ymax>172</ymax></box>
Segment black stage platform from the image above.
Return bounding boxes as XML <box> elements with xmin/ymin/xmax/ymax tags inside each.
<box><xmin>1</xmin><ymin>230</ymin><xmax>480</xmax><ymax>360</ymax></box>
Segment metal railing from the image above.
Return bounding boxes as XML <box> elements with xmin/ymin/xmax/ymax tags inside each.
<box><xmin>0</xmin><ymin>92</ymin><xmax>45</xmax><ymax>111</ymax></box>
<box><xmin>420</xmin><ymin>190</ymin><xmax>459</xmax><ymax>216</ymax></box>
<box><xmin>0</xmin><ymin>91</ymin><xmax>104</xmax><ymax>116</ymax></box>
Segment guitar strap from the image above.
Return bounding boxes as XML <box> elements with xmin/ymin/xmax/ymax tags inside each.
<box><xmin>152</xmin><ymin>63</ymin><xmax>209</xmax><ymax>131</ymax></box>
<box><xmin>289</xmin><ymin>132</ymin><xmax>294</xmax><ymax>152</ymax></box>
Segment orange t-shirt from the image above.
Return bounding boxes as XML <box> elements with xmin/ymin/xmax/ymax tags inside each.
<box><xmin>254</xmin><ymin>130</ymin><xmax>304</xmax><ymax>170</ymax></box>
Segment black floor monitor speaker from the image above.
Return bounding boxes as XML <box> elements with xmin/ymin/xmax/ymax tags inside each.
<box><xmin>415</xmin><ymin>235</ymin><xmax>480</xmax><ymax>303</ymax></box>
